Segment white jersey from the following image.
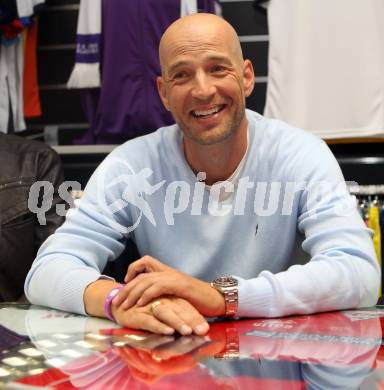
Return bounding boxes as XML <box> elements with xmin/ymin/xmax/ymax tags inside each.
<box><xmin>263</xmin><ymin>0</ymin><xmax>384</xmax><ymax>139</ymax></box>
<box><xmin>0</xmin><ymin>40</ymin><xmax>26</xmax><ymax>133</ymax></box>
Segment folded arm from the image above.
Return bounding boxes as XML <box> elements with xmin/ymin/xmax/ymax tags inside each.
<box><xmin>114</xmin><ymin>142</ymin><xmax>380</xmax><ymax>317</ymax></box>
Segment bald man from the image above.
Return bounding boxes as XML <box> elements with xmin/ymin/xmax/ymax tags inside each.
<box><xmin>25</xmin><ymin>14</ymin><xmax>379</xmax><ymax>335</ymax></box>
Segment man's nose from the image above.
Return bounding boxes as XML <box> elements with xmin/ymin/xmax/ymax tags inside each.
<box><xmin>191</xmin><ymin>72</ymin><xmax>216</xmax><ymax>100</ymax></box>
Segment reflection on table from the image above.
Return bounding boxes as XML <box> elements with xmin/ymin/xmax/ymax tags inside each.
<box><xmin>0</xmin><ymin>303</ymin><xmax>384</xmax><ymax>389</ymax></box>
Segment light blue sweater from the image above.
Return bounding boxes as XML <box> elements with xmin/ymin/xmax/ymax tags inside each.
<box><xmin>25</xmin><ymin>110</ymin><xmax>380</xmax><ymax>316</ymax></box>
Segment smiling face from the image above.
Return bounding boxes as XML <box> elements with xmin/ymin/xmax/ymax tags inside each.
<box><xmin>157</xmin><ymin>14</ymin><xmax>254</xmax><ymax>146</ymax></box>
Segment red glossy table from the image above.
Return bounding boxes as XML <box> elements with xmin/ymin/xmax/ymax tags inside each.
<box><xmin>0</xmin><ymin>303</ymin><xmax>383</xmax><ymax>389</ymax></box>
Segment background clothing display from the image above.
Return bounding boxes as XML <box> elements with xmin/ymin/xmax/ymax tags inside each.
<box><xmin>22</xmin><ymin>18</ymin><xmax>41</xmax><ymax>119</ymax></box>
<box><xmin>70</xmin><ymin>0</ymin><xmax>220</xmax><ymax>144</ymax></box>
<box><xmin>0</xmin><ymin>0</ymin><xmax>44</xmax><ymax>133</ymax></box>
<box><xmin>355</xmin><ymin>191</ymin><xmax>384</xmax><ymax>296</ymax></box>
<box><xmin>0</xmin><ymin>133</ymin><xmax>64</xmax><ymax>301</ymax></box>
<box><xmin>66</xmin><ymin>0</ymin><xmax>101</xmax><ymax>89</ymax></box>
<box><xmin>25</xmin><ymin>110</ymin><xmax>379</xmax><ymax>317</ymax></box>
<box><xmin>260</xmin><ymin>0</ymin><xmax>384</xmax><ymax>139</ymax></box>
<box><xmin>0</xmin><ymin>39</ymin><xmax>25</xmax><ymax>132</ymax></box>
<box><xmin>0</xmin><ymin>0</ymin><xmax>381</xmax><ymax>313</ymax></box>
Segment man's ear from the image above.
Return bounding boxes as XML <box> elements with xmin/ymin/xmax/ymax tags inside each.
<box><xmin>242</xmin><ymin>59</ymin><xmax>255</xmax><ymax>98</ymax></box>
<box><xmin>157</xmin><ymin>76</ymin><xmax>171</xmax><ymax>111</ymax></box>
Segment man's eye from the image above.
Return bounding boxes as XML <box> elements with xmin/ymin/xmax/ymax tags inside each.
<box><xmin>212</xmin><ymin>65</ymin><xmax>226</xmax><ymax>73</ymax></box>
<box><xmin>173</xmin><ymin>71</ymin><xmax>188</xmax><ymax>79</ymax></box>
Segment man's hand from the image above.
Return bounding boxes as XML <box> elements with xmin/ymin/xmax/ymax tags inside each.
<box><xmin>112</xmin><ymin>296</ymin><xmax>209</xmax><ymax>336</ymax></box>
<box><xmin>83</xmin><ymin>278</ymin><xmax>209</xmax><ymax>335</ymax></box>
<box><xmin>114</xmin><ymin>256</ymin><xmax>225</xmax><ymax>317</ymax></box>
<box><xmin>124</xmin><ymin>256</ymin><xmax>172</xmax><ymax>283</ymax></box>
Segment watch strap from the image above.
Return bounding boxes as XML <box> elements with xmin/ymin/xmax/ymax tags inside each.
<box><xmin>211</xmin><ymin>276</ymin><xmax>238</xmax><ymax>317</ymax></box>
<box><xmin>223</xmin><ymin>285</ymin><xmax>238</xmax><ymax>317</ymax></box>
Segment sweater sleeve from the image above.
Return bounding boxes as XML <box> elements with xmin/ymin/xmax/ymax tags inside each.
<box><xmin>24</xmin><ymin>153</ymin><xmax>130</xmax><ymax>315</ymax></box>
<box><xmin>236</xmin><ymin>141</ymin><xmax>380</xmax><ymax>318</ymax></box>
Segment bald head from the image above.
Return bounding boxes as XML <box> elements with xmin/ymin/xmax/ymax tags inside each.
<box><xmin>159</xmin><ymin>13</ymin><xmax>244</xmax><ymax>75</ymax></box>
<box><xmin>156</xmin><ymin>13</ymin><xmax>255</xmax><ymax>147</ymax></box>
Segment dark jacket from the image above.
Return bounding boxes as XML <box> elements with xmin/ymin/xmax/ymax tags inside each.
<box><xmin>0</xmin><ymin>133</ymin><xmax>64</xmax><ymax>301</ymax></box>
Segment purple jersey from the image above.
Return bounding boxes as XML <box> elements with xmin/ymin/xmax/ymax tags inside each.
<box><xmin>78</xmin><ymin>0</ymin><xmax>219</xmax><ymax>144</ymax></box>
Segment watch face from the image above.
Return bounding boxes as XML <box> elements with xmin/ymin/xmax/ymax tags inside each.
<box><xmin>213</xmin><ymin>277</ymin><xmax>238</xmax><ymax>288</ymax></box>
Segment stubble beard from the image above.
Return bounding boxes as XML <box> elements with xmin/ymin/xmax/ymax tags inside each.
<box><xmin>179</xmin><ymin>104</ymin><xmax>245</xmax><ymax>146</ymax></box>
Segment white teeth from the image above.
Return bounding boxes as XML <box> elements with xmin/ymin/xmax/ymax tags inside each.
<box><xmin>193</xmin><ymin>106</ymin><xmax>222</xmax><ymax>117</ymax></box>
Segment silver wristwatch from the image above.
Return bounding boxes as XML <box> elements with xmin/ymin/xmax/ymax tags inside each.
<box><xmin>211</xmin><ymin>276</ymin><xmax>238</xmax><ymax>318</ymax></box>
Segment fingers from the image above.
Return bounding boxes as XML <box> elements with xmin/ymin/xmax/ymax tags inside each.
<box><xmin>173</xmin><ymin>299</ymin><xmax>210</xmax><ymax>336</ymax></box>
<box><xmin>123</xmin><ymin>274</ymin><xmax>181</xmax><ymax>309</ymax></box>
<box><xmin>114</xmin><ymin>295</ymin><xmax>209</xmax><ymax>337</ymax></box>
<box><xmin>114</xmin><ymin>274</ymin><xmax>156</xmax><ymax>309</ymax></box>
<box><xmin>152</xmin><ymin>299</ymin><xmax>209</xmax><ymax>336</ymax></box>
<box><xmin>136</xmin><ymin>283</ymin><xmax>173</xmax><ymax>308</ymax></box>
<box><xmin>114</xmin><ymin>271</ymin><xmax>181</xmax><ymax>309</ymax></box>
<box><xmin>125</xmin><ymin>256</ymin><xmax>168</xmax><ymax>283</ymax></box>
<box><xmin>125</xmin><ymin>260</ymin><xmax>148</xmax><ymax>284</ymax></box>
<box><xmin>135</xmin><ymin>316</ymin><xmax>175</xmax><ymax>335</ymax></box>
<box><xmin>118</xmin><ymin>311</ymin><xmax>175</xmax><ymax>336</ymax></box>
<box><xmin>151</xmin><ymin>302</ymin><xmax>193</xmax><ymax>336</ymax></box>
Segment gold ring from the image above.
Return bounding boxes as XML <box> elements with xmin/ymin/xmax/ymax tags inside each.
<box><xmin>150</xmin><ymin>300</ymin><xmax>162</xmax><ymax>315</ymax></box>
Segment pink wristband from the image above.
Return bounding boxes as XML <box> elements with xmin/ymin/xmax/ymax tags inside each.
<box><xmin>104</xmin><ymin>284</ymin><xmax>124</xmax><ymax>321</ymax></box>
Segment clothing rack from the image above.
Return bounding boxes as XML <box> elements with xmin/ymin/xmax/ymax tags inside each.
<box><xmin>349</xmin><ymin>184</ymin><xmax>384</xmax><ymax>196</ymax></box>
<box><xmin>350</xmin><ymin>185</ymin><xmax>384</xmax><ymax>298</ymax></box>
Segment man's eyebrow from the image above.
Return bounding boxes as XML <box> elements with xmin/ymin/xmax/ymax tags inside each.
<box><xmin>167</xmin><ymin>61</ymin><xmax>189</xmax><ymax>75</ymax></box>
<box><xmin>167</xmin><ymin>55</ymin><xmax>233</xmax><ymax>75</ymax></box>
<box><xmin>205</xmin><ymin>55</ymin><xmax>232</xmax><ymax>64</ymax></box>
